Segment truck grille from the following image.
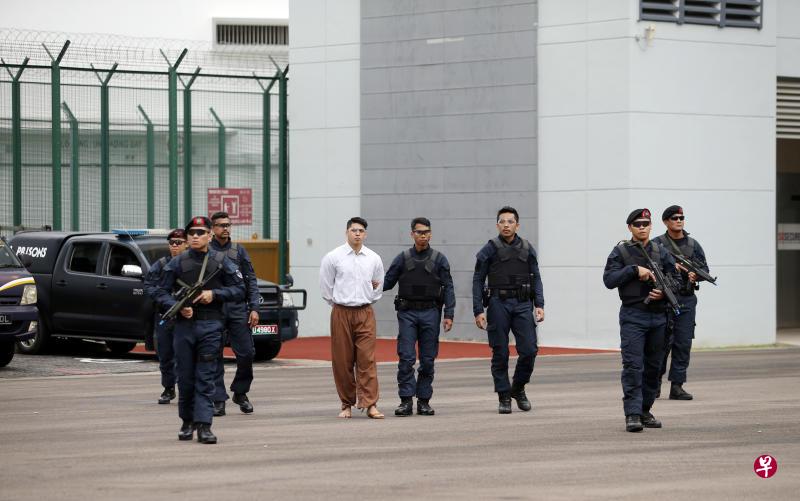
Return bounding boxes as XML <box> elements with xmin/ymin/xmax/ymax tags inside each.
<box><xmin>0</xmin><ymin>297</ymin><xmax>20</xmax><ymax>306</ymax></box>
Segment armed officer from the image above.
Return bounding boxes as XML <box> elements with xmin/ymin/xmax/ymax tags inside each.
<box><xmin>155</xmin><ymin>216</ymin><xmax>244</xmax><ymax>444</ymax></box>
<box><xmin>603</xmin><ymin>208</ymin><xmax>679</xmax><ymax>433</ymax></box>
<box><xmin>143</xmin><ymin>228</ymin><xmax>187</xmax><ymax>405</ymax></box>
<box><xmin>209</xmin><ymin>211</ymin><xmax>260</xmax><ymax>416</ymax></box>
<box><xmin>383</xmin><ymin>217</ymin><xmax>455</xmax><ymax>417</ymax></box>
<box><xmin>653</xmin><ymin>205</ymin><xmax>710</xmax><ymax>401</ymax></box>
<box><xmin>472</xmin><ymin>206</ymin><xmax>545</xmax><ymax>414</ymax></box>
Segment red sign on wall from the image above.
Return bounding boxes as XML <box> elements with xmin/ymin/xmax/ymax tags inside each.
<box><xmin>207</xmin><ymin>188</ymin><xmax>253</xmax><ymax>225</ymax></box>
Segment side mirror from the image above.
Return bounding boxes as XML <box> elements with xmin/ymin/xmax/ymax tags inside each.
<box><xmin>121</xmin><ymin>264</ymin><xmax>143</xmax><ymax>278</ymax></box>
<box><xmin>283</xmin><ymin>273</ymin><xmax>294</xmax><ymax>287</ymax></box>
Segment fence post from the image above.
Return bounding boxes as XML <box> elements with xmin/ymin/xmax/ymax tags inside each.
<box><xmin>2</xmin><ymin>57</ymin><xmax>29</xmax><ymax>228</ymax></box>
<box><xmin>44</xmin><ymin>41</ymin><xmax>70</xmax><ymax>231</ymax></box>
<box><xmin>61</xmin><ymin>102</ymin><xmax>80</xmax><ymax>231</ymax></box>
<box><xmin>91</xmin><ymin>63</ymin><xmax>118</xmax><ymax>232</ymax></box>
<box><xmin>270</xmin><ymin>57</ymin><xmax>289</xmax><ymax>282</ymax></box>
<box><xmin>255</xmin><ymin>71</ymin><xmax>278</xmax><ymax>240</ymax></box>
<box><xmin>161</xmin><ymin>49</ymin><xmax>187</xmax><ymax>228</ymax></box>
<box><xmin>181</xmin><ymin>67</ymin><xmax>201</xmax><ymax>224</ymax></box>
<box><xmin>209</xmin><ymin>107</ymin><xmax>226</xmax><ymax>188</ymax></box>
<box><xmin>137</xmin><ymin>105</ymin><xmax>155</xmax><ymax>228</ymax></box>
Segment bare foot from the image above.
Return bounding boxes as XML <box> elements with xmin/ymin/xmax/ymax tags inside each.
<box><xmin>367</xmin><ymin>405</ymin><xmax>384</xmax><ymax>419</ymax></box>
<box><xmin>338</xmin><ymin>405</ymin><xmax>352</xmax><ymax>419</ymax></box>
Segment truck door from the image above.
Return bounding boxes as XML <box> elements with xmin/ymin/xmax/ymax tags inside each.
<box><xmin>51</xmin><ymin>241</ymin><xmax>105</xmax><ymax>334</ymax></box>
<box><xmin>101</xmin><ymin>243</ymin><xmax>150</xmax><ymax>337</ymax></box>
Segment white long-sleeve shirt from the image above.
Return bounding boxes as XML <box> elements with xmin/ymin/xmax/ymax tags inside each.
<box><xmin>319</xmin><ymin>243</ymin><xmax>384</xmax><ymax>306</ymax></box>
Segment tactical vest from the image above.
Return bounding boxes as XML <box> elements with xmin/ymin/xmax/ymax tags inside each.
<box><xmin>178</xmin><ymin>251</ymin><xmax>226</xmax><ymax>309</ymax></box>
<box><xmin>616</xmin><ymin>241</ymin><xmax>661</xmax><ymax>305</ymax></box>
<box><xmin>487</xmin><ymin>237</ymin><xmax>531</xmax><ymax>288</ymax></box>
<box><xmin>398</xmin><ymin>248</ymin><xmax>443</xmax><ymax>301</ymax></box>
<box><xmin>654</xmin><ymin>233</ymin><xmax>696</xmax><ymax>294</ymax></box>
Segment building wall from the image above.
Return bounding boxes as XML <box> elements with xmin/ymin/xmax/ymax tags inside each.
<box><xmin>360</xmin><ymin>0</ymin><xmax>539</xmax><ymax>340</ymax></box>
<box><xmin>538</xmin><ymin>0</ymin><xmax>777</xmax><ymax>348</ymax></box>
<box><xmin>777</xmin><ymin>0</ymin><xmax>800</xmax><ymax>77</ymax></box>
<box><xmin>2</xmin><ymin>0</ymin><xmax>287</xmax><ymax>41</ymax></box>
<box><xmin>289</xmin><ymin>0</ymin><xmax>362</xmax><ymax>336</ymax></box>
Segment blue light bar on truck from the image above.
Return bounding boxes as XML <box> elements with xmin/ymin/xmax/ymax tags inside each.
<box><xmin>112</xmin><ymin>229</ymin><xmax>171</xmax><ymax>237</ymax></box>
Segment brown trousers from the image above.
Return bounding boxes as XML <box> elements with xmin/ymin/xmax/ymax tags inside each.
<box><xmin>330</xmin><ymin>304</ymin><xmax>379</xmax><ymax>408</ymax></box>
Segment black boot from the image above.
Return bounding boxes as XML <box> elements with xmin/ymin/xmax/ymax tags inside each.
<box><xmin>213</xmin><ymin>401</ymin><xmax>226</xmax><ymax>416</ymax></box>
<box><xmin>510</xmin><ymin>383</ymin><xmax>532</xmax><ymax>412</ymax></box>
<box><xmin>394</xmin><ymin>397</ymin><xmax>413</xmax><ymax>417</ymax></box>
<box><xmin>498</xmin><ymin>392</ymin><xmax>512</xmax><ymax>414</ymax></box>
<box><xmin>669</xmin><ymin>383</ymin><xmax>693</xmax><ymax>400</ymax></box>
<box><xmin>625</xmin><ymin>414</ymin><xmax>643</xmax><ymax>432</ymax></box>
<box><xmin>158</xmin><ymin>386</ymin><xmax>176</xmax><ymax>405</ymax></box>
<box><xmin>196</xmin><ymin>423</ymin><xmax>217</xmax><ymax>444</ymax></box>
<box><xmin>641</xmin><ymin>410</ymin><xmax>662</xmax><ymax>428</ymax></box>
<box><xmin>416</xmin><ymin>398</ymin><xmax>435</xmax><ymax>416</ymax></box>
<box><xmin>178</xmin><ymin>420</ymin><xmax>194</xmax><ymax>441</ymax></box>
<box><xmin>232</xmin><ymin>393</ymin><xmax>254</xmax><ymax>414</ymax></box>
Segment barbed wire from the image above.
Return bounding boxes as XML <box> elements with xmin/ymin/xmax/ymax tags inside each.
<box><xmin>0</xmin><ymin>28</ymin><xmax>288</xmax><ymax>84</ymax></box>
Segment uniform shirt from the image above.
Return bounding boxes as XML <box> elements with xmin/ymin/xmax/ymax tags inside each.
<box><xmin>383</xmin><ymin>246</ymin><xmax>456</xmax><ymax>319</ymax></box>
<box><xmin>210</xmin><ymin>238</ymin><xmax>261</xmax><ymax>312</ymax></box>
<box><xmin>154</xmin><ymin>248</ymin><xmax>245</xmax><ymax>312</ymax></box>
<box><xmin>472</xmin><ymin>234</ymin><xmax>545</xmax><ymax>316</ymax></box>
<box><xmin>143</xmin><ymin>255</ymin><xmax>172</xmax><ymax>312</ymax></box>
<box><xmin>320</xmin><ymin>243</ymin><xmax>384</xmax><ymax>307</ymax></box>
<box><xmin>602</xmin><ymin>239</ymin><xmax>679</xmax><ymax>305</ymax></box>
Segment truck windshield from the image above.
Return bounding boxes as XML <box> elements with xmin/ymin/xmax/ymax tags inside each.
<box><xmin>0</xmin><ymin>240</ymin><xmax>23</xmax><ymax>268</ymax></box>
<box><xmin>134</xmin><ymin>240</ymin><xmax>171</xmax><ymax>266</ymax></box>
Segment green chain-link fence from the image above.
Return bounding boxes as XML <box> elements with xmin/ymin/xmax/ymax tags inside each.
<box><xmin>0</xmin><ymin>31</ymin><xmax>290</xmax><ymax>277</ymax></box>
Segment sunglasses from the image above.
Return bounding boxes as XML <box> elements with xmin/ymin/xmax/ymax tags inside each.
<box><xmin>669</xmin><ymin>216</ymin><xmax>685</xmax><ymax>221</ymax></box>
<box><xmin>413</xmin><ymin>230</ymin><xmax>431</xmax><ymax>236</ymax></box>
<box><xmin>187</xmin><ymin>229</ymin><xmax>208</xmax><ymax>237</ymax></box>
<box><xmin>168</xmin><ymin>239</ymin><xmax>186</xmax><ymax>246</ymax></box>
<box><xmin>630</xmin><ymin>221</ymin><xmax>650</xmax><ymax>228</ymax></box>
<box><xmin>214</xmin><ymin>223</ymin><xmax>232</xmax><ymax>228</ymax></box>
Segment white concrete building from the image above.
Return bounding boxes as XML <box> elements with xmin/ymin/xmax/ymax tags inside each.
<box><xmin>289</xmin><ymin>0</ymin><xmax>798</xmax><ymax>349</ymax></box>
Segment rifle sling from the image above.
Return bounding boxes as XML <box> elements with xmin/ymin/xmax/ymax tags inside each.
<box><xmin>197</xmin><ymin>253</ymin><xmax>209</xmax><ymax>286</ymax></box>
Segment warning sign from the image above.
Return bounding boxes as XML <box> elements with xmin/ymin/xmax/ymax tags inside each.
<box><xmin>208</xmin><ymin>188</ymin><xmax>253</xmax><ymax>225</ymax></box>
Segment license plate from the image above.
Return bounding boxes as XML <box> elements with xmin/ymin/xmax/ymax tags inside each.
<box><xmin>0</xmin><ymin>314</ymin><xmax>10</xmax><ymax>325</ymax></box>
<box><xmin>252</xmin><ymin>324</ymin><xmax>278</xmax><ymax>335</ymax></box>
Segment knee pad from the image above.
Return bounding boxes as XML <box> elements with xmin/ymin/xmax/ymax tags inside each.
<box><xmin>198</xmin><ymin>352</ymin><xmax>216</xmax><ymax>363</ymax></box>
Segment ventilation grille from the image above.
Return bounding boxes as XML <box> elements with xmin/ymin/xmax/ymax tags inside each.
<box><xmin>216</xmin><ymin>24</ymin><xmax>288</xmax><ymax>46</ymax></box>
<box><xmin>640</xmin><ymin>0</ymin><xmax>762</xmax><ymax>29</ymax></box>
<box><xmin>778</xmin><ymin>79</ymin><xmax>800</xmax><ymax>140</ymax></box>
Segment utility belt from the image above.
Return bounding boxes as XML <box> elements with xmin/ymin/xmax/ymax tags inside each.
<box><xmin>482</xmin><ymin>285</ymin><xmax>533</xmax><ymax>307</ymax></box>
<box><xmin>623</xmin><ymin>301</ymin><xmax>666</xmax><ymax>313</ymax></box>
<box><xmin>191</xmin><ymin>308</ymin><xmax>224</xmax><ymax>321</ymax></box>
<box><xmin>395</xmin><ymin>296</ymin><xmax>439</xmax><ymax>311</ymax></box>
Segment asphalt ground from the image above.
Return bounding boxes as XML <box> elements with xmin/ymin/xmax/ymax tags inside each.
<box><xmin>1</xmin><ymin>347</ymin><xmax>798</xmax><ymax>500</ymax></box>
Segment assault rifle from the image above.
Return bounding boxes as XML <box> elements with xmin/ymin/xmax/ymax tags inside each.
<box><xmin>637</xmin><ymin>241</ymin><xmax>681</xmax><ymax>316</ymax></box>
<box><xmin>159</xmin><ymin>268</ymin><xmax>221</xmax><ymax>326</ymax></box>
<box><xmin>669</xmin><ymin>251</ymin><xmax>717</xmax><ymax>286</ymax></box>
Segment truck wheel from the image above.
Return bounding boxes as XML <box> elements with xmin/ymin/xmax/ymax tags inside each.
<box><xmin>17</xmin><ymin>321</ymin><xmax>51</xmax><ymax>355</ymax></box>
<box><xmin>0</xmin><ymin>341</ymin><xmax>15</xmax><ymax>367</ymax></box>
<box><xmin>254</xmin><ymin>340</ymin><xmax>281</xmax><ymax>361</ymax></box>
<box><xmin>106</xmin><ymin>341</ymin><xmax>137</xmax><ymax>355</ymax></box>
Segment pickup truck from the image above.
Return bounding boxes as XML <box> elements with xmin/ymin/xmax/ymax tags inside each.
<box><xmin>0</xmin><ymin>236</ymin><xmax>38</xmax><ymax>367</ymax></box>
<box><xmin>7</xmin><ymin>230</ymin><xmax>306</xmax><ymax>361</ymax></box>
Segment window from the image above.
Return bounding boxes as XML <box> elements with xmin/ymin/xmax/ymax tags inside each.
<box><xmin>640</xmin><ymin>0</ymin><xmax>762</xmax><ymax>29</ymax></box>
<box><xmin>68</xmin><ymin>243</ymin><xmax>101</xmax><ymax>274</ymax></box>
<box><xmin>107</xmin><ymin>245</ymin><xmax>140</xmax><ymax>277</ymax></box>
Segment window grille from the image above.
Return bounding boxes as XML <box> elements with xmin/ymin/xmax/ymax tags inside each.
<box><xmin>640</xmin><ymin>0</ymin><xmax>762</xmax><ymax>29</ymax></box>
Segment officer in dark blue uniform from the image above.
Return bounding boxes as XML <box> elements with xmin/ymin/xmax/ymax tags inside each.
<box><xmin>472</xmin><ymin>206</ymin><xmax>545</xmax><ymax>414</ymax></box>
<box><xmin>155</xmin><ymin>216</ymin><xmax>244</xmax><ymax>444</ymax></box>
<box><xmin>603</xmin><ymin>208</ymin><xmax>679</xmax><ymax>432</ymax></box>
<box><xmin>209</xmin><ymin>211</ymin><xmax>260</xmax><ymax>416</ymax></box>
<box><xmin>653</xmin><ymin>205</ymin><xmax>710</xmax><ymax>401</ymax></box>
<box><xmin>383</xmin><ymin>217</ymin><xmax>456</xmax><ymax>417</ymax></box>
<box><xmin>143</xmin><ymin>228</ymin><xmax>187</xmax><ymax>404</ymax></box>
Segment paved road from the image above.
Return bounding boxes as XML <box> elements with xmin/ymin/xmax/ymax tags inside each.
<box><xmin>1</xmin><ymin>348</ymin><xmax>798</xmax><ymax>500</ymax></box>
